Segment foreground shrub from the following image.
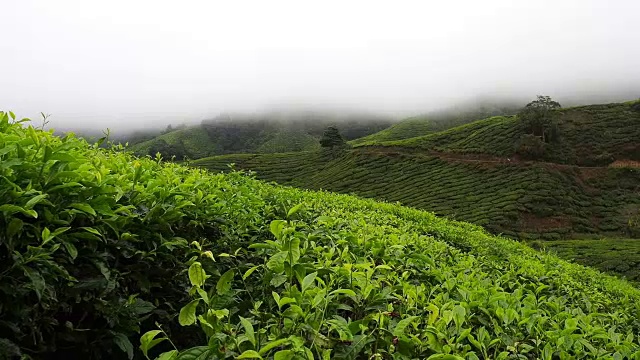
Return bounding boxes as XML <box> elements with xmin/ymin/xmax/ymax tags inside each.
<box><xmin>0</xmin><ymin>113</ymin><xmax>265</xmax><ymax>358</ymax></box>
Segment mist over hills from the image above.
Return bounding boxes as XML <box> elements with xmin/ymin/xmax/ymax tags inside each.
<box><xmin>57</xmin><ymin>95</ymin><xmax>628</xmax><ymax>158</ymax></box>
<box><xmin>127</xmin><ymin>109</ymin><xmax>394</xmax><ymax>159</ymax></box>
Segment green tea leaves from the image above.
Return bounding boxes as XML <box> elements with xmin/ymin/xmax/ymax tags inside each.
<box><xmin>42</xmin><ymin>226</ymin><xmax>71</xmax><ymax>245</ymax></box>
<box><xmin>270</xmin><ymin>220</ymin><xmax>286</xmax><ymax>239</ymax></box>
<box><xmin>216</xmin><ymin>270</ymin><xmax>234</xmax><ymax>295</ymax></box>
<box><xmin>25</xmin><ymin>194</ymin><xmax>48</xmax><ymax>209</ymax></box>
<box><xmin>0</xmin><ymin>204</ymin><xmax>38</xmax><ymax>218</ymax></box>
<box><xmin>243</xmin><ymin>265</ymin><xmax>260</xmax><ymax>280</ymax></box>
<box><xmin>178</xmin><ymin>299</ymin><xmax>200</xmax><ymax>326</ymax></box>
<box><xmin>286</xmin><ymin>203</ymin><xmax>303</xmax><ymax>218</ymax></box>
<box><xmin>259</xmin><ymin>338</ymin><xmax>290</xmax><ymax>355</ymax></box>
<box><xmin>266</xmin><ymin>251</ymin><xmax>288</xmax><ymax>273</ymax></box>
<box><xmin>237</xmin><ymin>350</ymin><xmax>262</xmax><ymax>359</ymax></box>
<box><xmin>139</xmin><ymin>330</ymin><xmax>167</xmax><ymax>358</ymax></box>
<box><xmin>239</xmin><ymin>316</ymin><xmax>256</xmax><ymax>347</ymax></box>
<box><xmin>4</xmin><ymin>114</ymin><xmax>640</xmax><ymax>359</ymax></box>
<box><xmin>156</xmin><ymin>350</ymin><xmax>178</xmax><ymax>360</ymax></box>
<box><xmin>69</xmin><ymin>203</ymin><xmax>96</xmax><ymax>216</ymax></box>
<box><xmin>392</xmin><ymin>316</ymin><xmax>419</xmax><ymax>337</ymax></box>
<box><xmin>113</xmin><ymin>333</ymin><xmax>134</xmax><ymax>360</ymax></box>
<box><xmin>188</xmin><ymin>262</ymin><xmax>206</xmax><ymax>287</ymax></box>
<box><xmin>301</xmin><ymin>271</ymin><xmax>317</xmax><ymax>293</ymax></box>
<box><xmin>273</xmin><ymin>350</ymin><xmax>294</xmax><ymax>360</ymax></box>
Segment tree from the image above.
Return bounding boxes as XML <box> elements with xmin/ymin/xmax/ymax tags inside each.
<box><xmin>515</xmin><ymin>134</ymin><xmax>546</xmax><ymax>159</ymax></box>
<box><xmin>148</xmin><ymin>139</ymin><xmax>188</xmax><ymax>160</ymax></box>
<box><xmin>162</xmin><ymin>124</ymin><xmax>174</xmax><ymax>135</ymax></box>
<box><xmin>319</xmin><ymin>126</ymin><xmax>346</xmax><ymax>149</ymax></box>
<box><xmin>518</xmin><ymin>95</ymin><xmax>561</xmax><ymax>143</ymax></box>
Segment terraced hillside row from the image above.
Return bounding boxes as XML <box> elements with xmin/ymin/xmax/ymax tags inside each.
<box><xmin>194</xmin><ymin>149</ymin><xmax>640</xmax><ymax>240</ymax></box>
<box><xmin>365</xmin><ymin>101</ymin><xmax>640</xmax><ymax>166</ymax></box>
<box><xmin>351</xmin><ymin>100</ymin><xmax>521</xmax><ymax>145</ymax></box>
<box><xmin>131</xmin><ymin>126</ymin><xmax>218</xmax><ymax>159</ymax></box>
<box><xmin>540</xmin><ymin>239</ymin><xmax>640</xmax><ymax>282</ymax></box>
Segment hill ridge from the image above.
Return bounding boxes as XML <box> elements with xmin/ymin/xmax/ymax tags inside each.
<box><xmin>129</xmin><ymin>112</ymin><xmax>395</xmax><ymax>159</ymax></box>
<box><xmin>359</xmin><ymin>100</ymin><xmax>640</xmax><ymax>166</ymax></box>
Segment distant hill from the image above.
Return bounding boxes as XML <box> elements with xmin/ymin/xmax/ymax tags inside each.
<box><xmin>368</xmin><ymin>100</ymin><xmax>640</xmax><ymax>166</ymax></box>
<box><xmin>351</xmin><ymin>100</ymin><xmax>521</xmax><ymax>145</ymax></box>
<box><xmin>193</xmin><ymin>100</ymin><xmax>640</xmax><ymax>239</ymax></box>
<box><xmin>129</xmin><ymin>111</ymin><xmax>394</xmax><ymax>159</ymax></box>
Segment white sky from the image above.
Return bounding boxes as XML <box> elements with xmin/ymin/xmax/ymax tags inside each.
<box><xmin>2</xmin><ymin>0</ymin><xmax>639</xmax><ymax>130</ymax></box>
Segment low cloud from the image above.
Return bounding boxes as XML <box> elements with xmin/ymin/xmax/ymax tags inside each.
<box><xmin>2</xmin><ymin>0</ymin><xmax>639</xmax><ymax>132</ymax></box>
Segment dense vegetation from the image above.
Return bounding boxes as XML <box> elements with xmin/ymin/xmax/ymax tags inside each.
<box><xmin>366</xmin><ymin>101</ymin><xmax>640</xmax><ymax>166</ymax></box>
<box><xmin>130</xmin><ymin>111</ymin><xmax>393</xmax><ymax>160</ymax></box>
<box><xmin>195</xmin><ymin>100</ymin><xmax>640</xmax><ymax>239</ymax></box>
<box><xmin>350</xmin><ymin>100</ymin><xmax>521</xmax><ymax>145</ymax></box>
<box><xmin>194</xmin><ymin>148</ymin><xmax>640</xmax><ymax>240</ymax></box>
<box><xmin>539</xmin><ymin>239</ymin><xmax>640</xmax><ymax>282</ymax></box>
<box><xmin>4</xmin><ymin>112</ymin><xmax>640</xmax><ymax>359</ymax></box>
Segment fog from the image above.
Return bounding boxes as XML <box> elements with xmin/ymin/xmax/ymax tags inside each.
<box><xmin>3</xmin><ymin>0</ymin><xmax>639</xmax><ymax>132</ymax></box>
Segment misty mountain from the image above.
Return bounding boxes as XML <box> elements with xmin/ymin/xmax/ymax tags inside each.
<box><xmin>128</xmin><ymin>110</ymin><xmax>395</xmax><ymax>159</ymax></box>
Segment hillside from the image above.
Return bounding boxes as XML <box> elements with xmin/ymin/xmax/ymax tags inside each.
<box><xmin>4</xmin><ymin>112</ymin><xmax>640</xmax><ymax>359</ymax></box>
<box><xmin>368</xmin><ymin>101</ymin><xmax>640</xmax><ymax>166</ymax></box>
<box><xmin>351</xmin><ymin>100</ymin><xmax>521</xmax><ymax>145</ymax></box>
<box><xmin>129</xmin><ymin>111</ymin><xmax>394</xmax><ymax>159</ymax></box>
<box><xmin>130</xmin><ymin>126</ymin><xmax>218</xmax><ymax>159</ymax></box>
<box><xmin>194</xmin><ymin>149</ymin><xmax>640</xmax><ymax>240</ymax></box>
<box><xmin>194</xmin><ymin>100</ymin><xmax>640</xmax><ymax>240</ymax></box>
<box><xmin>540</xmin><ymin>239</ymin><xmax>640</xmax><ymax>282</ymax></box>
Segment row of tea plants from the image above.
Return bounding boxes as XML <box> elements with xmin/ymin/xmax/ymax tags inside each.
<box><xmin>1</xmin><ymin>112</ymin><xmax>640</xmax><ymax>359</ymax></box>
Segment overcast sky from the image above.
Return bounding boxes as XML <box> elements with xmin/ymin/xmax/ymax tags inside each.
<box><xmin>3</xmin><ymin>0</ymin><xmax>639</xmax><ymax>130</ymax></box>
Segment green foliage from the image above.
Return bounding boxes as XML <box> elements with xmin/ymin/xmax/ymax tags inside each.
<box><xmin>352</xmin><ymin>100</ymin><xmax>521</xmax><ymax>145</ymax></box>
<box><xmin>518</xmin><ymin>95</ymin><xmax>562</xmax><ymax>143</ymax></box>
<box><xmin>367</xmin><ymin>101</ymin><xmax>640</xmax><ymax>166</ymax></box>
<box><xmin>5</xmin><ymin>111</ymin><xmax>640</xmax><ymax>358</ymax></box>
<box><xmin>130</xmin><ymin>113</ymin><xmax>393</xmax><ymax>160</ymax></box>
<box><xmin>194</xmin><ymin>149</ymin><xmax>640</xmax><ymax>240</ymax></box>
<box><xmin>541</xmin><ymin>239</ymin><xmax>640</xmax><ymax>282</ymax></box>
<box><xmin>0</xmin><ymin>113</ymin><xmax>264</xmax><ymax>358</ymax></box>
<box><xmin>144</xmin><ymin>210</ymin><xmax>640</xmax><ymax>359</ymax></box>
<box><xmin>366</xmin><ymin>115</ymin><xmax>525</xmax><ymax>154</ymax></box>
<box><xmin>352</xmin><ymin>117</ymin><xmax>441</xmax><ymax>145</ymax></box>
<box><xmin>515</xmin><ymin>134</ymin><xmax>546</xmax><ymax>159</ymax></box>
<box><xmin>131</xmin><ymin>127</ymin><xmax>215</xmax><ymax>159</ymax></box>
<box><xmin>319</xmin><ymin>126</ymin><xmax>346</xmax><ymax>149</ymax></box>
<box><xmin>628</xmin><ymin>215</ymin><xmax>640</xmax><ymax>237</ymax></box>
<box><xmin>148</xmin><ymin>138</ymin><xmax>189</xmax><ymax>160</ymax></box>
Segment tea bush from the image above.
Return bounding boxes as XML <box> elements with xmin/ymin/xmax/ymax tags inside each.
<box><xmin>2</xmin><ymin>112</ymin><xmax>640</xmax><ymax>359</ymax></box>
<box><xmin>0</xmin><ymin>113</ymin><xmax>268</xmax><ymax>358</ymax></box>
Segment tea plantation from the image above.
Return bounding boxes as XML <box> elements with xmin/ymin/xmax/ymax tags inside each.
<box><xmin>3</xmin><ymin>112</ymin><xmax>640</xmax><ymax>359</ymax></box>
<box><xmin>366</xmin><ymin>101</ymin><xmax>640</xmax><ymax>166</ymax></box>
<box><xmin>193</xmin><ymin>149</ymin><xmax>640</xmax><ymax>240</ymax></box>
<box><xmin>540</xmin><ymin>239</ymin><xmax>640</xmax><ymax>282</ymax></box>
<box><xmin>130</xmin><ymin>113</ymin><xmax>393</xmax><ymax>160</ymax></box>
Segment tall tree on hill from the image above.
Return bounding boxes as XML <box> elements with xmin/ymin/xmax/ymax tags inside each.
<box><xmin>519</xmin><ymin>95</ymin><xmax>561</xmax><ymax>143</ymax></box>
<box><xmin>320</xmin><ymin>126</ymin><xmax>346</xmax><ymax>149</ymax></box>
